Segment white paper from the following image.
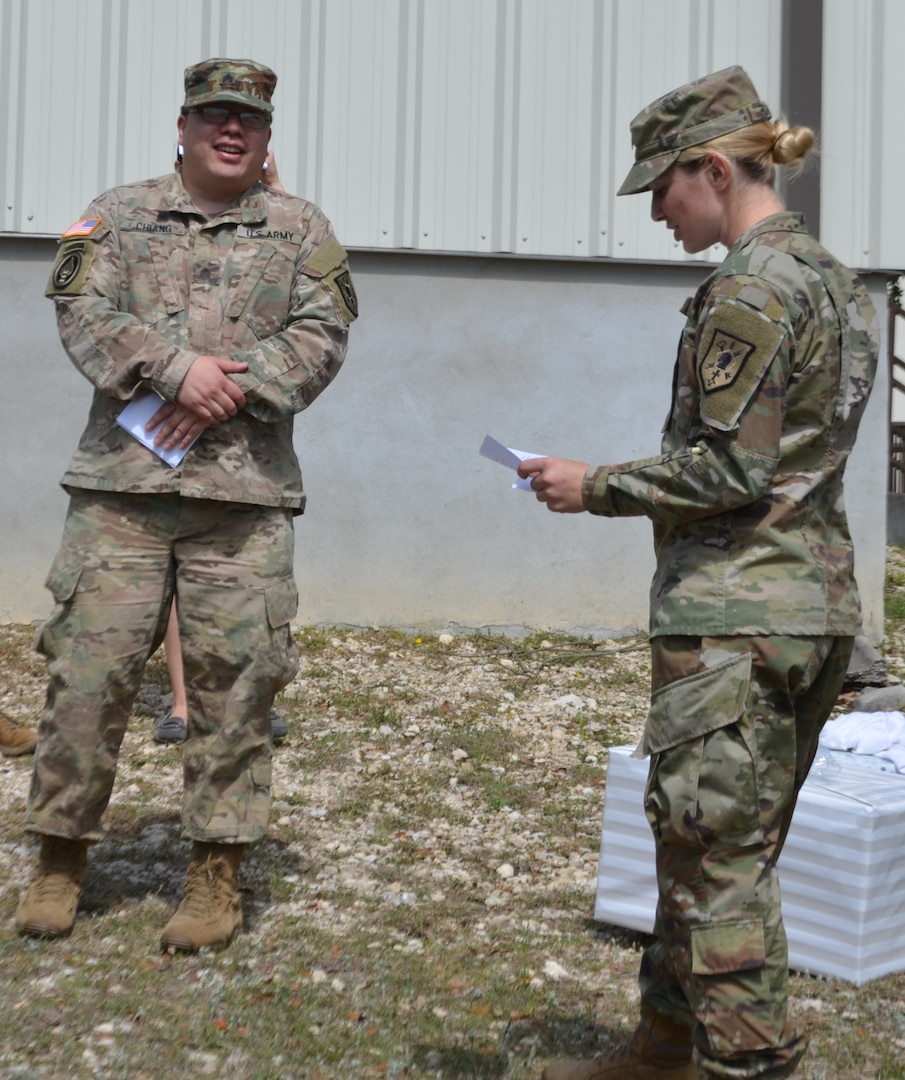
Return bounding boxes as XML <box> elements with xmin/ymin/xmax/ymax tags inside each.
<box><xmin>479</xmin><ymin>434</ymin><xmax>544</xmax><ymax>490</ymax></box>
<box><xmin>117</xmin><ymin>392</ymin><xmax>199</xmax><ymax>468</ymax></box>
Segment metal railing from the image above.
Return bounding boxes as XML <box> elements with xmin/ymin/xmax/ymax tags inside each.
<box><xmin>892</xmin><ymin>423</ymin><xmax>905</xmax><ymax>494</ymax></box>
<box><xmin>891</xmin><ymin>297</ymin><xmax>905</xmax><ymax>493</ymax></box>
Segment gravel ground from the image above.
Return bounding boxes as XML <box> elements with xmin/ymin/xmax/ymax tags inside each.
<box><xmin>1</xmin><ymin>590</ymin><xmax>905</xmax><ymax>1078</ymax></box>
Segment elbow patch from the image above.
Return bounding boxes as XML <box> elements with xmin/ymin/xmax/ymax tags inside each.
<box><xmin>697</xmin><ymin>299</ymin><xmax>785</xmax><ymax>431</ymax></box>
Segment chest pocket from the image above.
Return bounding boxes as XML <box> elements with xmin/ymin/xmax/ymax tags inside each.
<box><xmin>146</xmin><ymin>236</ymin><xmax>184</xmax><ymax>316</ymax></box>
<box><xmin>115</xmin><ymin>233</ymin><xmax>186</xmax><ymax>324</ymax></box>
<box><xmin>225</xmin><ymin>240</ymin><xmax>295</xmax><ymax>340</ymax></box>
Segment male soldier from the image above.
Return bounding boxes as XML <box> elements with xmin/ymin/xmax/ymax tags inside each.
<box><xmin>18</xmin><ymin>58</ymin><xmax>357</xmax><ymax>951</ymax></box>
<box><xmin>520</xmin><ymin>68</ymin><xmax>878</xmax><ymax>1079</ymax></box>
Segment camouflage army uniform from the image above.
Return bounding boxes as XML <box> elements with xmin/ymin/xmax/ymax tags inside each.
<box><xmin>582</xmin><ymin>213</ymin><xmax>878</xmax><ymax>1077</ymax></box>
<box><xmin>29</xmin><ymin>169</ymin><xmax>356</xmax><ymax>845</ymax></box>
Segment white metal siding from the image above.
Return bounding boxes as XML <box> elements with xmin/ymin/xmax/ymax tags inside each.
<box><xmin>821</xmin><ymin>0</ymin><xmax>905</xmax><ymax>270</ymax></box>
<box><xmin>11</xmin><ymin>0</ymin><xmax>901</xmax><ymax>270</ymax></box>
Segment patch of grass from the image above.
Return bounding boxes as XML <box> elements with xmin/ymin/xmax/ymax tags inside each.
<box><xmin>473</xmin><ymin>769</ymin><xmax>538</xmax><ymax>814</ymax></box>
<box><xmin>7</xmin><ymin>608</ymin><xmax>905</xmax><ymax>1079</ymax></box>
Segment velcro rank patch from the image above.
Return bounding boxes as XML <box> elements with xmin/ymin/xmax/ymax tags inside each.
<box><xmin>697</xmin><ymin>300</ymin><xmax>784</xmax><ymax>432</ymax></box>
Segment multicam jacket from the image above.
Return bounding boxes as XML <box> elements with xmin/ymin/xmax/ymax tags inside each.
<box><xmin>46</xmin><ymin>172</ymin><xmax>357</xmax><ymax>512</ymax></box>
<box><xmin>582</xmin><ymin>212</ymin><xmax>878</xmax><ymax>637</ymax></box>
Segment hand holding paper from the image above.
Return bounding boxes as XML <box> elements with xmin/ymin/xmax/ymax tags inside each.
<box><xmin>480</xmin><ymin>435</ymin><xmax>589</xmax><ymax>512</ymax></box>
<box><xmin>118</xmin><ymin>392</ymin><xmax>203</xmax><ymax>468</ymax></box>
<box><xmin>479</xmin><ymin>435</ymin><xmax>544</xmax><ymax>491</ymax></box>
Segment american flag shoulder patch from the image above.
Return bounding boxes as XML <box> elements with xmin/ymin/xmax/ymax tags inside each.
<box><xmin>62</xmin><ymin>217</ymin><xmax>103</xmax><ymax>238</ymax></box>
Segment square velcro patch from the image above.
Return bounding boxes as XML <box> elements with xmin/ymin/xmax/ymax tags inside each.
<box><xmin>696</xmin><ymin>299</ymin><xmax>785</xmax><ymax>431</ymax></box>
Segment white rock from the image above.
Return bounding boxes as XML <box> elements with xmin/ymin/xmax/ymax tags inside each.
<box><xmin>544</xmin><ymin>959</ymin><xmax>571</xmax><ymax>981</ymax></box>
<box><xmin>185</xmin><ymin>1052</ymin><xmax>220</xmax><ymax>1075</ymax></box>
<box><xmin>497</xmin><ymin>863</ymin><xmax>515</xmax><ymax>879</ymax></box>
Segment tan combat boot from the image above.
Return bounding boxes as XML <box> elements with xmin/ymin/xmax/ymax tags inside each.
<box><xmin>160</xmin><ymin>842</ymin><xmax>246</xmax><ymax>952</ymax></box>
<box><xmin>0</xmin><ymin>713</ymin><xmax>38</xmax><ymax>757</ymax></box>
<box><xmin>541</xmin><ymin>1005</ymin><xmax>695</xmax><ymax>1080</ymax></box>
<box><xmin>16</xmin><ymin>835</ymin><xmax>88</xmax><ymax>938</ymax></box>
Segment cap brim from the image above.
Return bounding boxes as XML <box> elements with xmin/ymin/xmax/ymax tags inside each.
<box><xmin>617</xmin><ymin>149</ymin><xmax>679</xmax><ymax>196</ymax></box>
<box><xmin>186</xmin><ymin>89</ymin><xmax>274</xmax><ymax>114</ymax></box>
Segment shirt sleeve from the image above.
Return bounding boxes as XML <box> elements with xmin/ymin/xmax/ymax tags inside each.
<box><xmin>228</xmin><ymin>211</ymin><xmax>357</xmax><ymax>422</ymax></box>
<box><xmin>583</xmin><ymin>276</ymin><xmax>795</xmax><ymax>524</ymax></box>
<box><xmin>47</xmin><ymin>193</ymin><xmax>198</xmax><ymax>401</ymax></box>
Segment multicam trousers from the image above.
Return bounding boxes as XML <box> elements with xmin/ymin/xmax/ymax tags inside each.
<box><xmin>638</xmin><ymin>634</ymin><xmax>853</xmax><ymax>1080</ymax></box>
<box><xmin>27</xmin><ymin>491</ymin><xmax>299</xmax><ymax>844</ymax></box>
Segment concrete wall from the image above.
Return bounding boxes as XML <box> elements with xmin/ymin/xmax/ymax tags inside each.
<box><xmin>0</xmin><ymin>239</ymin><xmax>889</xmax><ymax>641</ymax></box>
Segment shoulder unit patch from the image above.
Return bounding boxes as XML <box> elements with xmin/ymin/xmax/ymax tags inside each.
<box><xmin>700</xmin><ymin>331</ymin><xmax>755</xmax><ymax>393</ymax></box>
<box><xmin>696</xmin><ymin>297</ymin><xmax>786</xmax><ymax>432</ymax></box>
<box><xmin>46</xmin><ymin>216</ymin><xmax>109</xmax><ymax>298</ymax></box>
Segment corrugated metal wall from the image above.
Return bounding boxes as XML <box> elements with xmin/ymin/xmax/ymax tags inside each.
<box><xmin>820</xmin><ymin>0</ymin><xmax>905</xmax><ymax>271</ymax></box>
<box><xmin>1</xmin><ymin>0</ymin><xmax>900</xmax><ymax>271</ymax></box>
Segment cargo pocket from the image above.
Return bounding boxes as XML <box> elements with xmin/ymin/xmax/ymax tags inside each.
<box><xmin>251</xmin><ymin>758</ymin><xmax>273</xmax><ymax>793</ymax></box>
<box><xmin>264</xmin><ymin>575</ymin><xmax>299</xmax><ymax>689</ymax></box>
<box><xmin>264</xmin><ymin>575</ymin><xmax>298</xmax><ymax>629</ymax></box>
<box><xmin>690</xmin><ymin>920</ymin><xmax>771</xmax><ymax>1054</ymax></box>
<box><xmin>643</xmin><ymin>652</ymin><xmax>764</xmax><ymax>849</ymax></box>
<box><xmin>33</xmin><ymin>549</ymin><xmax>83</xmax><ymax>675</ymax></box>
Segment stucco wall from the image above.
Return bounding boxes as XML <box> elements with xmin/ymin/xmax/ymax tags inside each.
<box><xmin>0</xmin><ymin>239</ymin><xmax>889</xmax><ymax>641</ymax></box>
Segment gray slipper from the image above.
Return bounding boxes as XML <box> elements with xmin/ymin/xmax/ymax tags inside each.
<box><xmin>153</xmin><ymin>715</ymin><xmax>187</xmax><ymax>743</ymax></box>
<box><xmin>270</xmin><ymin>711</ymin><xmax>288</xmax><ymax>740</ymax></box>
<box><xmin>154</xmin><ymin>713</ymin><xmax>285</xmax><ymax>742</ymax></box>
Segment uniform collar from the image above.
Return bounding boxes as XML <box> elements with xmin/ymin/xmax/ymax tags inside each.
<box><xmin>163</xmin><ymin>171</ymin><xmax>268</xmax><ymax>223</ymax></box>
<box><xmin>730</xmin><ymin>211</ymin><xmax>807</xmax><ymax>253</ymax></box>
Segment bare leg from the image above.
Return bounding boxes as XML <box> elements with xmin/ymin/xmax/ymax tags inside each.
<box><xmin>163</xmin><ymin>599</ymin><xmax>188</xmax><ymax>721</ymax></box>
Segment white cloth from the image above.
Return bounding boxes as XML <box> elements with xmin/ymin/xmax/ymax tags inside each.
<box><xmin>819</xmin><ymin>711</ymin><xmax>905</xmax><ymax>772</ymax></box>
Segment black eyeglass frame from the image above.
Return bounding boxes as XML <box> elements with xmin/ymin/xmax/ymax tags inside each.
<box><xmin>180</xmin><ymin>105</ymin><xmax>271</xmax><ymax>131</ymax></box>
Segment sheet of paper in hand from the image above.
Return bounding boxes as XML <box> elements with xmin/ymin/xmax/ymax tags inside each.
<box><xmin>117</xmin><ymin>392</ymin><xmax>199</xmax><ymax>468</ymax></box>
<box><xmin>479</xmin><ymin>434</ymin><xmax>543</xmax><ymax>491</ymax></box>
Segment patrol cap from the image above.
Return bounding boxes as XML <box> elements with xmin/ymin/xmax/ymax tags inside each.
<box><xmin>183</xmin><ymin>57</ymin><xmax>277</xmax><ymax>115</ymax></box>
<box><xmin>618</xmin><ymin>65</ymin><xmax>771</xmax><ymax>196</ymax></box>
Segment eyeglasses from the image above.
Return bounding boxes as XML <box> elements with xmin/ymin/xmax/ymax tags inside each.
<box><xmin>186</xmin><ymin>106</ymin><xmax>271</xmax><ymax>131</ymax></box>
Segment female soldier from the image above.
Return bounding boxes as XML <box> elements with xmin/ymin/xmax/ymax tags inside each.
<box><xmin>519</xmin><ymin>67</ymin><xmax>879</xmax><ymax>1080</ymax></box>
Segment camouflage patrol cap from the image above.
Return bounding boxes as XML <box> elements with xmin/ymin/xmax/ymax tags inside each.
<box><xmin>183</xmin><ymin>58</ymin><xmax>277</xmax><ymax>115</ymax></box>
<box><xmin>618</xmin><ymin>66</ymin><xmax>771</xmax><ymax>196</ymax></box>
